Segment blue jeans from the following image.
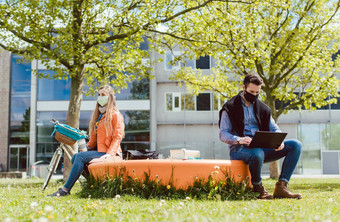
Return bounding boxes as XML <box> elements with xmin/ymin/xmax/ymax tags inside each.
<box><xmin>64</xmin><ymin>151</ymin><xmax>106</xmax><ymax>191</ymax></box>
<box><xmin>230</xmin><ymin>139</ymin><xmax>302</xmax><ymax>185</ymax></box>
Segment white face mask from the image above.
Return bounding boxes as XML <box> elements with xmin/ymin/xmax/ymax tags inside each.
<box><xmin>97</xmin><ymin>96</ymin><xmax>108</xmax><ymax>106</ymax></box>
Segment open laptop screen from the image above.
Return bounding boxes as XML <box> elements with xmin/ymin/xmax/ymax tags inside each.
<box><xmin>248</xmin><ymin>131</ymin><xmax>287</xmax><ymax>149</ymax></box>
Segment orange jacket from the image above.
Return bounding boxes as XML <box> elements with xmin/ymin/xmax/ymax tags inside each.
<box><xmin>87</xmin><ymin>111</ymin><xmax>124</xmax><ymax>156</ymax></box>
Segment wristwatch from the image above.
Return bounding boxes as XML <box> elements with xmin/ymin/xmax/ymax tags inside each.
<box><xmin>237</xmin><ymin>137</ymin><xmax>241</xmax><ymax>144</ymax></box>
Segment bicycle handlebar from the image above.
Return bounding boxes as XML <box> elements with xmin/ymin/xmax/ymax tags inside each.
<box><xmin>50</xmin><ymin>118</ymin><xmax>59</xmax><ymax>124</ymax></box>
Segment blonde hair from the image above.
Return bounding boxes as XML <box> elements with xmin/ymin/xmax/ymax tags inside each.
<box><xmin>89</xmin><ymin>85</ymin><xmax>125</xmax><ymax>137</ymax></box>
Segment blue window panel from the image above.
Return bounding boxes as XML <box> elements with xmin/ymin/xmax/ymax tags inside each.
<box><xmin>10</xmin><ymin>54</ymin><xmax>31</xmax><ymax>144</ymax></box>
<box><xmin>37</xmin><ymin>70</ymin><xmax>71</xmax><ymax>101</ymax></box>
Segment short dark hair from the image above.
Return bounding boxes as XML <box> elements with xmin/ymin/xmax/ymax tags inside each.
<box><xmin>243</xmin><ymin>73</ymin><xmax>263</xmax><ymax>87</ymax></box>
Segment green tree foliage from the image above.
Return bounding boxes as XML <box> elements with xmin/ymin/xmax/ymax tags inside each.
<box><xmin>0</xmin><ymin>0</ymin><xmax>237</xmax><ymax>178</ymax></box>
<box><xmin>0</xmin><ymin>0</ymin><xmax>228</xmax><ymax>128</ymax></box>
<box><xmin>168</xmin><ymin>0</ymin><xmax>340</xmax><ymax>121</ymax></box>
<box><xmin>163</xmin><ymin>0</ymin><xmax>340</xmax><ymax>178</ymax></box>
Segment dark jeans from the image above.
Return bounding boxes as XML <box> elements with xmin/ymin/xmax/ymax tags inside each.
<box><xmin>64</xmin><ymin>151</ymin><xmax>106</xmax><ymax>191</ymax></box>
<box><xmin>230</xmin><ymin>139</ymin><xmax>302</xmax><ymax>185</ymax></box>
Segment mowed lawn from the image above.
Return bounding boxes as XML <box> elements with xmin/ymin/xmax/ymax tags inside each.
<box><xmin>0</xmin><ymin>177</ymin><xmax>339</xmax><ymax>221</ymax></box>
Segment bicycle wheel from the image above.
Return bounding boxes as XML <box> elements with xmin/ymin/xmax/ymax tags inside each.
<box><xmin>42</xmin><ymin>147</ymin><xmax>62</xmax><ymax>191</ymax></box>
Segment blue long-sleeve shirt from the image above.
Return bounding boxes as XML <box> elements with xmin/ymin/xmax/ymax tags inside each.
<box><xmin>219</xmin><ymin>97</ymin><xmax>280</xmax><ymax>148</ymax></box>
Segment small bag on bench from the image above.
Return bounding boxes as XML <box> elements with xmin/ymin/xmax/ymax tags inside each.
<box><xmin>123</xmin><ymin>150</ymin><xmax>159</xmax><ymax>160</ymax></box>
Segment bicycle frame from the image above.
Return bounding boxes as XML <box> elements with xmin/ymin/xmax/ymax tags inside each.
<box><xmin>43</xmin><ymin>118</ymin><xmax>86</xmax><ymax>191</ymax></box>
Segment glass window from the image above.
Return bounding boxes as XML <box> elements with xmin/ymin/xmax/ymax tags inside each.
<box><xmin>10</xmin><ymin>54</ymin><xmax>31</xmax><ymax>145</ymax></box>
<box><xmin>140</xmin><ymin>37</ymin><xmax>149</xmax><ymax>51</ymax></box>
<box><xmin>174</xmin><ymin>95</ymin><xmax>180</xmax><ymax>109</ymax></box>
<box><xmin>166</xmin><ymin>92</ymin><xmax>213</xmax><ymax>111</ymax></box>
<box><xmin>298</xmin><ymin>123</ymin><xmax>324</xmax><ymax>174</ymax></box>
<box><xmin>181</xmin><ymin>93</ymin><xmax>195</xmax><ymax>111</ymax></box>
<box><xmin>36</xmin><ymin>109</ymin><xmax>150</xmax><ymax>171</ymax></box>
<box><xmin>37</xmin><ymin>70</ymin><xmax>71</xmax><ymax>101</ymax></box>
<box><xmin>165</xmin><ymin>51</ymin><xmax>181</xmax><ymax>70</ymax></box>
<box><xmin>122</xmin><ymin>110</ymin><xmax>150</xmax><ymax>141</ymax></box>
<box><xmin>213</xmin><ymin>93</ymin><xmax>225</xmax><ymax>110</ymax></box>
<box><xmin>196</xmin><ymin>56</ymin><xmax>210</xmax><ymax>69</ymax></box>
<box><xmin>321</xmin><ymin>123</ymin><xmax>340</xmax><ymax>150</ymax></box>
<box><xmin>330</xmin><ymin>95</ymin><xmax>340</xmax><ymax>109</ymax></box>
<box><xmin>116</xmin><ymin>78</ymin><xmax>149</xmax><ymax>100</ymax></box>
<box><xmin>164</xmin><ymin>51</ymin><xmax>194</xmax><ymax>70</ymax></box>
<box><xmin>166</xmin><ymin>93</ymin><xmax>173</xmax><ymax>111</ymax></box>
<box><xmin>332</xmin><ymin>50</ymin><xmax>340</xmax><ymax>61</ymax></box>
<box><xmin>196</xmin><ymin>93</ymin><xmax>211</xmax><ymax>111</ymax></box>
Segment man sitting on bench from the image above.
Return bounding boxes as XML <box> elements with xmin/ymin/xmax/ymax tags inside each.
<box><xmin>219</xmin><ymin>73</ymin><xmax>302</xmax><ymax>199</ymax></box>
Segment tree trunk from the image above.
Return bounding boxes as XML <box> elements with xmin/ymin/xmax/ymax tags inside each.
<box><xmin>269</xmin><ymin>161</ymin><xmax>279</xmax><ymax>179</ymax></box>
<box><xmin>63</xmin><ymin>71</ymin><xmax>84</xmax><ymax>181</ymax></box>
<box><xmin>264</xmin><ymin>92</ymin><xmax>280</xmax><ymax>179</ymax></box>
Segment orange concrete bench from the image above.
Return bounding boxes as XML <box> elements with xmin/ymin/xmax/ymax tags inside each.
<box><xmin>88</xmin><ymin>159</ymin><xmax>251</xmax><ymax>189</ymax></box>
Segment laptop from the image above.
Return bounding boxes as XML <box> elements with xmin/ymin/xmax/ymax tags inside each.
<box><xmin>249</xmin><ymin>131</ymin><xmax>287</xmax><ymax>149</ymax></box>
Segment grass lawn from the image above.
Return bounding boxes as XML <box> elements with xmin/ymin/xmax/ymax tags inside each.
<box><xmin>0</xmin><ymin>177</ymin><xmax>339</xmax><ymax>221</ymax></box>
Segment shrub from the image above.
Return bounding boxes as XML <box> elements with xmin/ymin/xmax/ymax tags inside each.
<box><xmin>79</xmin><ymin>167</ymin><xmax>256</xmax><ymax>201</ymax></box>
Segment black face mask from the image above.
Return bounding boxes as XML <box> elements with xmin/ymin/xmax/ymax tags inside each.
<box><xmin>244</xmin><ymin>90</ymin><xmax>259</xmax><ymax>104</ymax></box>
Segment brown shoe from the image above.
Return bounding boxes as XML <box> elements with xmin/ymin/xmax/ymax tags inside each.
<box><xmin>273</xmin><ymin>181</ymin><xmax>302</xmax><ymax>199</ymax></box>
<box><xmin>252</xmin><ymin>183</ymin><xmax>273</xmax><ymax>199</ymax></box>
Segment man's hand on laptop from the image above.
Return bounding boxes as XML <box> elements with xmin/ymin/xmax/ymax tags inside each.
<box><xmin>238</xmin><ymin>137</ymin><xmax>252</xmax><ymax>146</ymax></box>
<box><xmin>275</xmin><ymin>142</ymin><xmax>285</xmax><ymax>151</ymax></box>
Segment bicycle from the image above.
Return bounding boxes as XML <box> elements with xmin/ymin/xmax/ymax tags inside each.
<box><xmin>42</xmin><ymin>118</ymin><xmax>88</xmax><ymax>191</ymax></box>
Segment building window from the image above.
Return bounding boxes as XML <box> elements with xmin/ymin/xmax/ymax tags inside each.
<box><xmin>166</xmin><ymin>92</ymin><xmax>212</xmax><ymax>111</ymax></box>
<box><xmin>165</xmin><ymin>51</ymin><xmax>182</xmax><ymax>70</ymax></box>
<box><xmin>196</xmin><ymin>93</ymin><xmax>211</xmax><ymax>111</ymax></box>
<box><xmin>164</xmin><ymin>51</ymin><xmax>195</xmax><ymax>70</ymax></box>
<box><xmin>332</xmin><ymin>50</ymin><xmax>340</xmax><ymax>61</ymax></box>
<box><xmin>213</xmin><ymin>93</ymin><xmax>225</xmax><ymax>110</ymax></box>
<box><xmin>166</xmin><ymin>93</ymin><xmax>173</xmax><ymax>111</ymax></box>
<box><xmin>10</xmin><ymin>54</ymin><xmax>31</xmax><ymax>145</ymax></box>
<box><xmin>36</xmin><ymin>109</ymin><xmax>150</xmax><ymax>173</ymax></box>
<box><xmin>165</xmin><ymin>51</ymin><xmax>212</xmax><ymax>70</ymax></box>
<box><xmin>37</xmin><ymin>70</ymin><xmax>71</xmax><ymax>101</ymax></box>
<box><xmin>38</xmin><ymin>70</ymin><xmax>149</xmax><ymax>101</ymax></box>
<box><xmin>121</xmin><ymin>110</ymin><xmax>150</xmax><ymax>150</ymax></box>
<box><xmin>196</xmin><ymin>56</ymin><xmax>210</xmax><ymax>69</ymax></box>
<box><xmin>181</xmin><ymin>93</ymin><xmax>195</xmax><ymax>111</ymax></box>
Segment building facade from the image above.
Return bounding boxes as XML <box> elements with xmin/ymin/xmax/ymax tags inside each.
<box><xmin>1</xmin><ymin>48</ymin><xmax>340</xmax><ymax>175</ymax></box>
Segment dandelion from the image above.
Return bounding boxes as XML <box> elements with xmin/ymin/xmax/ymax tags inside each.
<box><xmin>30</xmin><ymin>202</ymin><xmax>38</xmax><ymax>209</ymax></box>
<box><xmin>160</xmin><ymin>200</ymin><xmax>166</xmax><ymax>206</ymax></box>
<box><xmin>44</xmin><ymin>205</ymin><xmax>53</xmax><ymax>213</ymax></box>
<box><xmin>90</xmin><ymin>185</ymin><xmax>94</xmax><ymax>188</ymax></box>
<box><xmin>214</xmin><ymin>166</ymin><xmax>220</xmax><ymax>170</ymax></box>
<box><xmin>115</xmin><ymin>194</ymin><xmax>121</xmax><ymax>199</ymax></box>
<box><xmin>167</xmin><ymin>185</ymin><xmax>171</xmax><ymax>189</ymax></box>
<box><xmin>186</xmin><ymin>197</ymin><xmax>190</xmax><ymax>201</ymax></box>
<box><xmin>216</xmin><ymin>194</ymin><xmax>222</xmax><ymax>201</ymax></box>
